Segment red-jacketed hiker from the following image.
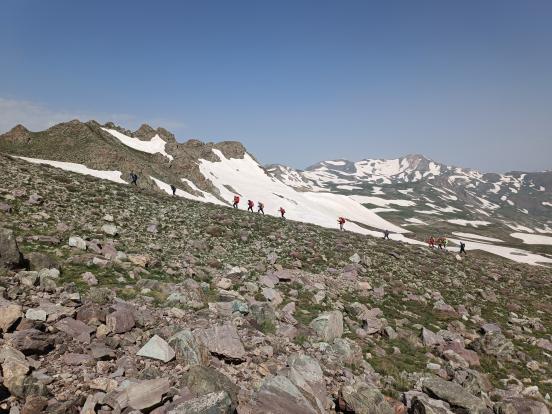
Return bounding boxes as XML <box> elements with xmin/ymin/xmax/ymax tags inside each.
<box><xmin>279</xmin><ymin>207</ymin><xmax>286</xmax><ymax>219</ymax></box>
<box><xmin>232</xmin><ymin>195</ymin><xmax>240</xmax><ymax>209</ymax></box>
<box><xmin>247</xmin><ymin>200</ymin><xmax>254</xmax><ymax>212</ymax></box>
<box><xmin>338</xmin><ymin>216</ymin><xmax>346</xmax><ymax>231</ymax></box>
<box><xmin>257</xmin><ymin>201</ymin><xmax>265</xmax><ymax>214</ymax></box>
<box><xmin>428</xmin><ymin>236</ymin><xmax>435</xmax><ymax>248</ymax></box>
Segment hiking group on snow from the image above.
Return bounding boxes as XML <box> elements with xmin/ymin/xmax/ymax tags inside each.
<box><xmin>127</xmin><ymin>176</ymin><xmax>469</xmax><ymax>256</ymax></box>
<box><xmin>229</xmin><ymin>195</ymin><xmax>468</xmax><ymax>255</ymax></box>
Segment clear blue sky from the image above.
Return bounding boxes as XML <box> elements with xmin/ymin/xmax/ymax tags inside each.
<box><xmin>1</xmin><ymin>0</ymin><xmax>551</xmax><ymax>172</ymax></box>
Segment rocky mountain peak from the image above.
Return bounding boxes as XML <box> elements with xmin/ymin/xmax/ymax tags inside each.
<box><xmin>132</xmin><ymin>123</ymin><xmax>177</xmax><ymax>143</ymax></box>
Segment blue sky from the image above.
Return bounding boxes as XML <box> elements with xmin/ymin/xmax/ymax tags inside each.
<box><xmin>1</xmin><ymin>0</ymin><xmax>551</xmax><ymax>172</ymax></box>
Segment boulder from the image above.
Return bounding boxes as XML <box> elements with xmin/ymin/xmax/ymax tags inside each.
<box><xmin>82</xmin><ymin>272</ymin><xmax>98</xmax><ymax>286</ymax></box>
<box><xmin>309</xmin><ymin>311</ymin><xmax>343</xmax><ymax>342</ymax></box>
<box><xmin>407</xmin><ymin>393</ymin><xmax>455</xmax><ymax>414</ymax></box>
<box><xmin>68</xmin><ymin>236</ymin><xmax>87</xmax><ymax>250</ymax></box>
<box><xmin>0</xmin><ymin>302</ymin><xmax>22</xmax><ymax>332</ymax></box>
<box><xmin>106</xmin><ymin>308</ymin><xmax>135</xmax><ymax>334</ymax></box>
<box><xmin>286</xmin><ymin>354</ymin><xmax>328</xmax><ymax>412</ymax></box>
<box><xmin>469</xmin><ymin>331</ymin><xmax>515</xmax><ymax>360</ymax></box>
<box><xmin>195</xmin><ymin>323</ymin><xmax>246</xmax><ymax>362</ymax></box>
<box><xmin>25</xmin><ymin>308</ymin><xmax>47</xmax><ymax>322</ymax></box>
<box><xmin>167</xmin><ymin>391</ymin><xmax>233</xmax><ymax>414</ymax></box>
<box><xmin>0</xmin><ymin>228</ymin><xmax>22</xmax><ymax>268</ymax></box>
<box><xmin>101</xmin><ymin>224</ymin><xmax>118</xmax><ymax>236</ymax></box>
<box><xmin>339</xmin><ymin>381</ymin><xmax>394</xmax><ymax>414</ymax></box>
<box><xmin>126</xmin><ymin>378</ymin><xmax>170</xmax><ymax>411</ymax></box>
<box><xmin>137</xmin><ymin>335</ymin><xmax>175</xmax><ymax>362</ymax></box>
<box><xmin>421</xmin><ymin>377</ymin><xmax>488</xmax><ymax>413</ymax></box>
<box><xmin>422</xmin><ymin>327</ymin><xmax>445</xmax><ymax>348</ymax></box>
<box><xmin>7</xmin><ymin>329</ymin><xmax>53</xmax><ymax>355</ymax></box>
<box><xmin>254</xmin><ymin>375</ymin><xmax>320</xmax><ymax>414</ymax></box>
<box><xmin>25</xmin><ymin>252</ymin><xmax>59</xmax><ymax>271</ymax></box>
<box><xmin>55</xmin><ymin>318</ymin><xmax>95</xmax><ymax>343</ymax></box>
<box><xmin>184</xmin><ymin>365</ymin><xmax>239</xmax><ymax>408</ymax></box>
<box><xmin>168</xmin><ymin>329</ymin><xmax>210</xmax><ymax>366</ymax></box>
<box><xmin>494</xmin><ymin>398</ymin><xmax>549</xmax><ymax>414</ymax></box>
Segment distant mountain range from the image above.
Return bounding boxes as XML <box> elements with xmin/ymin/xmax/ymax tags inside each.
<box><xmin>1</xmin><ymin>120</ymin><xmax>551</xmax><ymax>265</ymax></box>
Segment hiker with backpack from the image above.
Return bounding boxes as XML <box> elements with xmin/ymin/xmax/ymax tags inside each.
<box><xmin>443</xmin><ymin>237</ymin><xmax>449</xmax><ymax>250</ymax></box>
<box><xmin>247</xmin><ymin>200</ymin><xmax>254</xmax><ymax>212</ymax></box>
<box><xmin>338</xmin><ymin>217</ymin><xmax>346</xmax><ymax>231</ymax></box>
<box><xmin>383</xmin><ymin>230</ymin><xmax>390</xmax><ymax>240</ymax></box>
<box><xmin>170</xmin><ymin>184</ymin><xmax>176</xmax><ymax>196</ymax></box>
<box><xmin>279</xmin><ymin>207</ymin><xmax>286</xmax><ymax>219</ymax></box>
<box><xmin>130</xmin><ymin>172</ymin><xmax>138</xmax><ymax>186</ymax></box>
<box><xmin>459</xmin><ymin>241</ymin><xmax>467</xmax><ymax>255</ymax></box>
<box><xmin>428</xmin><ymin>236</ymin><xmax>435</xmax><ymax>248</ymax></box>
<box><xmin>257</xmin><ymin>201</ymin><xmax>265</xmax><ymax>214</ymax></box>
<box><xmin>437</xmin><ymin>237</ymin><xmax>443</xmax><ymax>250</ymax></box>
<box><xmin>232</xmin><ymin>195</ymin><xmax>240</xmax><ymax>209</ymax></box>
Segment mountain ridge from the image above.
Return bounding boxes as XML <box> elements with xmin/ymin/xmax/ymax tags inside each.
<box><xmin>1</xmin><ymin>119</ymin><xmax>551</xmax><ymax>265</ymax></box>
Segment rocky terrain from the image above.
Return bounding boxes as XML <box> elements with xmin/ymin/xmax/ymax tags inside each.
<box><xmin>1</xmin><ymin>153</ymin><xmax>551</xmax><ymax>413</ymax></box>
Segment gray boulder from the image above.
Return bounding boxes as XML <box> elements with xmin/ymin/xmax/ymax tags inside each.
<box><xmin>167</xmin><ymin>391</ymin><xmax>233</xmax><ymax>414</ymax></box>
<box><xmin>0</xmin><ymin>228</ymin><xmax>22</xmax><ymax>268</ymax></box>
<box><xmin>168</xmin><ymin>329</ymin><xmax>210</xmax><ymax>366</ymax></box>
<box><xmin>309</xmin><ymin>310</ymin><xmax>343</xmax><ymax>342</ymax></box>
<box><xmin>421</xmin><ymin>377</ymin><xmax>488</xmax><ymax>413</ymax></box>
<box><xmin>136</xmin><ymin>335</ymin><xmax>175</xmax><ymax>362</ymax></box>
<box><xmin>254</xmin><ymin>375</ymin><xmax>319</xmax><ymax>414</ymax></box>
<box><xmin>184</xmin><ymin>365</ymin><xmax>239</xmax><ymax>408</ymax></box>
<box><xmin>339</xmin><ymin>381</ymin><xmax>394</xmax><ymax>414</ymax></box>
<box><xmin>195</xmin><ymin>323</ymin><xmax>246</xmax><ymax>362</ymax></box>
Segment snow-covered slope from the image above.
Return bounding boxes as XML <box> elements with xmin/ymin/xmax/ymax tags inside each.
<box><xmin>198</xmin><ymin>150</ymin><xmax>406</xmax><ymax>235</ymax></box>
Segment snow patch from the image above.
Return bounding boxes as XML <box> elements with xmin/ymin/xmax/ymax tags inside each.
<box><xmin>448</xmin><ymin>238</ymin><xmax>552</xmax><ymax>266</ymax></box>
<box><xmin>510</xmin><ymin>233</ymin><xmax>552</xmax><ymax>245</ymax></box>
<box><xmin>447</xmin><ymin>219</ymin><xmax>491</xmax><ymax>228</ymax></box>
<box><xmin>14</xmin><ymin>156</ymin><xmax>126</xmax><ymax>184</ymax></box>
<box><xmin>404</xmin><ymin>218</ymin><xmax>427</xmax><ymax>225</ymax></box>
<box><xmin>452</xmin><ymin>232</ymin><xmax>503</xmax><ymax>242</ymax></box>
<box><xmin>349</xmin><ymin>195</ymin><xmax>415</xmax><ymax>207</ymax></box>
<box><xmin>102</xmin><ymin>128</ymin><xmax>174</xmax><ymax>161</ymax></box>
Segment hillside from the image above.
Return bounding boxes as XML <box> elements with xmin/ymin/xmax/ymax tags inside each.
<box><xmin>0</xmin><ymin>153</ymin><xmax>551</xmax><ymax>413</ymax></box>
<box><xmin>1</xmin><ymin>121</ymin><xmax>551</xmax><ymax>266</ymax></box>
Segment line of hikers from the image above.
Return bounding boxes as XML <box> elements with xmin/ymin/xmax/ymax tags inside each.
<box><xmin>132</xmin><ymin>182</ymin><xmax>468</xmax><ymax>255</ymax></box>
<box><xmin>427</xmin><ymin>235</ymin><xmax>449</xmax><ymax>250</ymax></box>
<box><xmin>427</xmin><ymin>235</ymin><xmax>467</xmax><ymax>255</ymax></box>
<box><xmin>232</xmin><ymin>196</ymin><xmax>286</xmax><ymax>218</ymax></box>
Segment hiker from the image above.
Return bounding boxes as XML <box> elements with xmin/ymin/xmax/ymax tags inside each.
<box><xmin>170</xmin><ymin>184</ymin><xmax>176</xmax><ymax>196</ymax></box>
<box><xmin>257</xmin><ymin>201</ymin><xmax>265</xmax><ymax>214</ymax></box>
<box><xmin>428</xmin><ymin>236</ymin><xmax>435</xmax><ymax>248</ymax></box>
<box><xmin>232</xmin><ymin>195</ymin><xmax>240</xmax><ymax>209</ymax></box>
<box><xmin>443</xmin><ymin>237</ymin><xmax>449</xmax><ymax>251</ymax></box>
<box><xmin>338</xmin><ymin>216</ymin><xmax>346</xmax><ymax>231</ymax></box>
<box><xmin>130</xmin><ymin>172</ymin><xmax>138</xmax><ymax>186</ymax></box>
<box><xmin>459</xmin><ymin>241</ymin><xmax>467</xmax><ymax>255</ymax></box>
<box><xmin>383</xmin><ymin>230</ymin><xmax>390</xmax><ymax>240</ymax></box>
<box><xmin>247</xmin><ymin>200</ymin><xmax>254</xmax><ymax>212</ymax></box>
<box><xmin>279</xmin><ymin>207</ymin><xmax>286</xmax><ymax>219</ymax></box>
